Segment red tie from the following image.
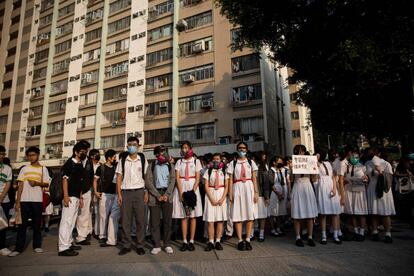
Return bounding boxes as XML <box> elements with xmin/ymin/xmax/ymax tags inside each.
<box><xmin>241</xmin><ymin>161</ymin><xmax>246</xmax><ymax>182</ymax></box>
<box><xmin>185</xmin><ymin>161</ymin><xmax>190</xmax><ymax>181</ymax></box>
<box><xmin>214</xmin><ymin>170</ymin><xmax>220</xmax><ymax>190</ymax></box>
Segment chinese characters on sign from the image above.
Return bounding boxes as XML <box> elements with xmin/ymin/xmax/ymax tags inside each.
<box><xmin>292</xmin><ymin>155</ymin><xmax>319</xmax><ymax>174</ymax></box>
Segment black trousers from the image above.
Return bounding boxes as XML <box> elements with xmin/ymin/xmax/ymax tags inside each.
<box><xmin>15</xmin><ymin>202</ymin><xmax>43</xmax><ymax>252</ymax></box>
<box><xmin>0</xmin><ymin>202</ymin><xmax>12</xmax><ymax>249</ymax></box>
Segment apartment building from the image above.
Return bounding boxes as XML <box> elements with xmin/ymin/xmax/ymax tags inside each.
<box><xmin>0</xmin><ymin>0</ymin><xmax>291</xmax><ymax>168</ymax></box>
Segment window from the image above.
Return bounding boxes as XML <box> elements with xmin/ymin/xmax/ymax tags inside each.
<box><xmin>33</xmin><ymin>67</ymin><xmax>47</xmax><ymax>79</ymax></box>
<box><xmin>10</xmin><ymin>31</ymin><xmax>19</xmax><ymax>40</ymax></box>
<box><xmin>39</xmin><ymin>14</ymin><xmax>53</xmax><ymax>27</ymax></box>
<box><xmin>37</xmin><ymin>32</ymin><xmax>50</xmax><ymax>44</ymax></box>
<box><xmin>3</xmin><ymin>80</ymin><xmax>12</xmax><ymax>89</ymax></box>
<box><xmin>145</xmin><ymin>128</ymin><xmax>172</xmax><ymax>145</ymax></box>
<box><xmin>234</xmin><ymin>117</ymin><xmax>264</xmax><ymax>137</ymax></box>
<box><xmin>7</xmin><ymin>47</ymin><xmax>16</xmax><ymax>56</ymax></box>
<box><xmin>0</xmin><ymin>115</ymin><xmax>8</xmax><ymax>125</ymax></box>
<box><xmin>148</xmin><ymin>24</ymin><xmax>172</xmax><ymax>42</ymax></box>
<box><xmin>179</xmin><ymin>37</ymin><xmax>213</xmax><ymax>57</ymax></box>
<box><xmin>85</xmin><ymin>8</ymin><xmax>103</xmax><ymax>24</ymax></box>
<box><xmin>231</xmin><ymin>28</ymin><xmax>241</xmax><ymax>45</ymax></box>
<box><xmin>27</xmin><ymin>125</ymin><xmax>41</xmax><ymax>136</ymax></box>
<box><xmin>101</xmin><ymin>134</ymin><xmax>125</xmax><ymax>149</ymax></box>
<box><xmin>53</xmin><ymin>58</ymin><xmax>71</xmax><ymax>74</ymax></box>
<box><xmin>231</xmin><ymin>84</ymin><xmax>262</xmax><ymax>104</ymax></box>
<box><xmin>109</xmin><ymin>0</ymin><xmax>131</xmax><ymax>14</ymax></box>
<box><xmin>146</xmin><ymin>48</ymin><xmax>173</xmax><ymax>67</ymax></box>
<box><xmin>105</xmin><ymin>61</ymin><xmax>128</xmax><ymax>78</ymax></box>
<box><xmin>83</xmin><ymin>48</ymin><xmax>101</xmax><ymax>62</ymax></box>
<box><xmin>56</xmin><ymin>22</ymin><xmax>73</xmax><ymax>36</ymax></box>
<box><xmin>292</xmin><ymin>130</ymin><xmax>301</xmax><ymax>138</ymax></box>
<box><xmin>78</xmin><ymin>115</ymin><xmax>96</xmax><ymax>129</ymax></box>
<box><xmin>179</xmin><ymin>93</ymin><xmax>213</xmax><ymax>113</ymax></box>
<box><xmin>55</xmin><ymin>39</ymin><xmax>72</xmax><ymax>54</ymax></box>
<box><xmin>145</xmin><ymin>100</ymin><xmax>172</xmax><ymax>116</ymax></box>
<box><xmin>179</xmin><ymin>64</ymin><xmax>214</xmax><ymax>83</ymax></box>
<box><xmin>0</xmin><ymin>133</ymin><xmax>5</xmax><ymax>144</ymax></box>
<box><xmin>108</xmin><ymin>16</ymin><xmax>130</xmax><ymax>34</ymax></box>
<box><xmin>5</xmin><ymin>64</ymin><xmax>14</xmax><ymax>73</ymax></box>
<box><xmin>58</xmin><ymin>3</ymin><xmax>75</xmax><ymax>17</ymax></box>
<box><xmin>45</xmin><ymin>143</ymin><xmax>63</xmax><ymax>158</ymax></box>
<box><xmin>29</xmin><ymin>106</ymin><xmax>43</xmax><ymax>117</ymax></box>
<box><xmin>231</xmin><ymin>54</ymin><xmax>260</xmax><ymax>73</ymax></box>
<box><xmin>148</xmin><ymin>0</ymin><xmax>173</xmax><ymax>20</ymax></box>
<box><xmin>31</xmin><ymin>86</ymin><xmax>45</xmax><ymax>98</ymax></box>
<box><xmin>180</xmin><ymin>0</ymin><xmax>202</xmax><ymax>7</ymax></box>
<box><xmin>184</xmin><ymin>11</ymin><xmax>212</xmax><ymax>30</ymax></box>
<box><xmin>81</xmin><ymin>70</ymin><xmax>99</xmax><ymax>85</ymax></box>
<box><xmin>48</xmin><ymin>100</ymin><xmax>66</xmax><ymax>113</ymax></box>
<box><xmin>79</xmin><ymin>92</ymin><xmax>97</xmax><ymax>106</ymax></box>
<box><xmin>35</xmin><ymin>49</ymin><xmax>49</xmax><ymax>63</ymax></box>
<box><xmin>1</xmin><ymin>98</ymin><xmax>10</xmax><ymax>107</ymax></box>
<box><xmin>290</xmin><ymin>92</ymin><xmax>299</xmax><ymax>102</ymax></box>
<box><xmin>146</xmin><ymin>74</ymin><xmax>172</xmax><ymax>91</ymax></box>
<box><xmin>85</xmin><ymin>28</ymin><xmax>102</xmax><ymax>43</ymax></box>
<box><xmin>47</xmin><ymin>120</ymin><xmax>64</xmax><ymax>133</ymax></box>
<box><xmin>101</xmin><ymin>109</ymin><xmax>126</xmax><ymax>125</ymax></box>
<box><xmin>178</xmin><ymin>123</ymin><xmax>215</xmax><ymax>143</ymax></box>
<box><xmin>291</xmin><ymin>111</ymin><xmax>299</xmax><ymax>120</ymax></box>
<box><xmin>40</xmin><ymin>0</ymin><xmax>54</xmax><ymax>12</ymax></box>
<box><xmin>51</xmin><ymin>79</ymin><xmax>68</xmax><ymax>95</ymax></box>
<box><xmin>106</xmin><ymin>38</ymin><xmax>129</xmax><ymax>55</ymax></box>
<box><xmin>104</xmin><ymin>84</ymin><xmax>127</xmax><ymax>101</ymax></box>
<box><xmin>11</xmin><ymin>15</ymin><xmax>20</xmax><ymax>25</ymax></box>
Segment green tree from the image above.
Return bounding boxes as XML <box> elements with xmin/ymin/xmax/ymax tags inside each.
<box><xmin>217</xmin><ymin>0</ymin><xmax>414</xmax><ymax>150</ymax></box>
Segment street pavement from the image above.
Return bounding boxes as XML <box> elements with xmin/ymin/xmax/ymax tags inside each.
<box><xmin>1</xmin><ymin>221</ymin><xmax>414</xmax><ymax>275</ymax></box>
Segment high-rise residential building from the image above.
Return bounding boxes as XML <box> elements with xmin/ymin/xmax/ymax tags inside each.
<box><xmin>0</xmin><ymin>0</ymin><xmax>291</xmax><ymax>167</ymax></box>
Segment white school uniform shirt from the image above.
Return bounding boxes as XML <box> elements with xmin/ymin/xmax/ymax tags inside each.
<box><xmin>115</xmin><ymin>155</ymin><xmax>148</xmax><ymax>190</ymax></box>
<box><xmin>226</xmin><ymin>159</ymin><xmax>258</xmax><ymax>179</ymax></box>
<box><xmin>17</xmin><ymin>165</ymin><xmax>51</xmax><ymax>202</ymax></box>
<box><xmin>0</xmin><ymin>163</ymin><xmax>13</xmax><ymax>203</ymax></box>
<box><xmin>337</xmin><ymin>159</ymin><xmax>349</xmax><ymax>177</ymax></box>
<box><xmin>203</xmin><ymin>169</ymin><xmax>229</xmax><ymax>187</ymax></box>
<box><xmin>175</xmin><ymin>157</ymin><xmax>202</xmax><ymax>177</ymax></box>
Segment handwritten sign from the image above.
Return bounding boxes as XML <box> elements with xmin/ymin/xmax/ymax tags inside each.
<box><xmin>292</xmin><ymin>155</ymin><xmax>319</xmax><ymax>174</ymax></box>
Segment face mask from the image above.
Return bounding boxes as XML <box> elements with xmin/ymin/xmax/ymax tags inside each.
<box><xmin>238</xmin><ymin>151</ymin><xmax>246</xmax><ymax>157</ymax></box>
<box><xmin>79</xmin><ymin>153</ymin><xmax>87</xmax><ymax>160</ymax></box>
<box><xmin>276</xmin><ymin>163</ymin><xmax>284</xmax><ymax>168</ymax></box>
<box><xmin>94</xmin><ymin>155</ymin><xmax>100</xmax><ymax>161</ymax></box>
<box><xmin>181</xmin><ymin>149</ymin><xmax>193</xmax><ymax>158</ymax></box>
<box><xmin>157</xmin><ymin>154</ymin><xmax>168</xmax><ymax>164</ymax></box>
<box><xmin>127</xmin><ymin>145</ymin><xmax>138</xmax><ymax>154</ymax></box>
<box><xmin>350</xmin><ymin>156</ymin><xmax>359</xmax><ymax>165</ymax></box>
<box><xmin>211</xmin><ymin>161</ymin><xmax>223</xmax><ymax>170</ymax></box>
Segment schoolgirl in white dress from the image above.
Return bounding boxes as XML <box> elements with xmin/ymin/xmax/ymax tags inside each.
<box><xmin>365</xmin><ymin>148</ymin><xmax>396</xmax><ymax>243</ymax></box>
<box><xmin>254</xmin><ymin>151</ymin><xmax>270</xmax><ymax>242</ymax></box>
<box><xmin>290</xmin><ymin>145</ymin><xmax>318</xmax><ymax>247</ymax></box>
<box><xmin>203</xmin><ymin>153</ymin><xmax>228</xmax><ymax>251</ymax></box>
<box><xmin>227</xmin><ymin>142</ymin><xmax>259</xmax><ymax>251</ymax></box>
<box><xmin>172</xmin><ymin>141</ymin><xmax>202</xmax><ymax>251</ymax></box>
<box><xmin>268</xmin><ymin>156</ymin><xmax>289</xmax><ymax>237</ymax></box>
<box><xmin>315</xmin><ymin>149</ymin><xmax>341</xmax><ymax>244</ymax></box>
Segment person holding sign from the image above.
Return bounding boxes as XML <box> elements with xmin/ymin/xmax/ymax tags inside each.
<box><xmin>227</xmin><ymin>142</ymin><xmax>259</xmax><ymax>251</ymax></box>
<box><xmin>290</xmin><ymin>145</ymin><xmax>318</xmax><ymax>247</ymax></box>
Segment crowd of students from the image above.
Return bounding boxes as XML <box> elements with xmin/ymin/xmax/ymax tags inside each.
<box><xmin>0</xmin><ymin>139</ymin><xmax>412</xmax><ymax>257</ymax></box>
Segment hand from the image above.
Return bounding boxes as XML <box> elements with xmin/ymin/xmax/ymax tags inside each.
<box><xmin>362</xmin><ymin>175</ymin><xmax>368</xmax><ymax>183</ymax></box>
<box><xmin>179</xmin><ymin>193</ymin><xmax>184</xmax><ymax>202</ymax></box>
<box><xmin>63</xmin><ymin>196</ymin><xmax>71</xmax><ymax>207</ymax></box>
<box><xmin>118</xmin><ymin>194</ymin><xmax>122</xmax><ymax>207</ymax></box>
<box><xmin>29</xmin><ymin>180</ymin><xmax>38</xmax><ymax>187</ymax></box>
<box><xmin>95</xmin><ymin>192</ymin><xmax>102</xmax><ymax>200</ymax></box>
<box><xmin>253</xmin><ymin>193</ymin><xmax>259</xmax><ymax>203</ymax></box>
<box><xmin>144</xmin><ymin>192</ymin><xmax>149</xmax><ymax>204</ymax></box>
<box><xmin>217</xmin><ymin>198</ymin><xmax>225</xmax><ymax>206</ymax></box>
<box><xmin>158</xmin><ymin>196</ymin><xmax>164</xmax><ymax>202</ymax></box>
<box><xmin>228</xmin><ymin>195</ymin><xmax>233</xmax><ymax>203</ymax></box>
<box><xmin>79</xmin><ymin>198</ymin><xmax>84</xmax><ymax>208</ymax></box>
<box><xmin>162</xmin><ymin>195</ymin><xmax>168</xmax><ymax>202</ymax></box>
<box><xmin>210</xmin><ymin>199</ymin><xmax>217</xmax><ymax>206</ymax></box>
<box><xmin>340</xmin><ymin>197</ymin><xmax>345</xmax><ymax>206</ymax></box>
<box><xmin>330</xmin><ymin>190</ymin><xmax>336</xmax><ymax>198</ymax></box>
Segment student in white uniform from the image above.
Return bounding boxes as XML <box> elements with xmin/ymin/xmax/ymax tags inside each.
<box><xmin>315</xmin><ymin>148</ymin><xmax>342</xmax><ymax>244</ymax></box>
<box><xmin>290</xmin><ymin>145</ymin><xmax>318</xmax><ymax>247</ymax></box>
<box><xmin>268</xmin><ymin>156</ymin><xmax>290</xmax><ymax>237</ymax></box>
<box><xmin>366</xmin><ymin>148</ymin><xmax>396</xmax><ymax>243</ymax></box>
<box><xmin>253</xmin><ymin>151</ymin><xmax>270</xmax><ymax>242</ymax></box>
<box><xmin>344</xmin><ymin>148</ymin><xmax>369</xmax><ymax>241</ymax></box>
<box><xmin>172</xmin><ymin>141</ymin><xmax>203</xmax><ymax>252</ymax></box>
<box><xmin>227</xmin><ymin>142</ymin><xmax>259</xmax><ymax>251</ymax></box>
<box><xmin>203</xmin><ymin>153</ymin><xmax>228</xmax><ymax>251</ymax></box>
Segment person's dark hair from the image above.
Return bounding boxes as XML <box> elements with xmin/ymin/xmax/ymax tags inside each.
<box><xmin>293</xmin><ymin>144</ymin><xmax>307</xmax><ymax>155</ymax></box>
<box><xmin>180</xmin><ymin>140</ymin><xmax>192</xmax><ymax>149</ymax></box>
<box><xmin>2</xmin><ymin>157</ymin><xmax>11</xmax><ymax>166</ymax></box>
<box><xmin>89</xmin><ymin>149</ymin><xmax>100</xmax><ymax>158</ymax></box>
<box><xmin>328</xmin><ymin>149</ymin><xmax>337</xmax><ymax>162</ymax></box>
<box><xmin>127</xmin><ymin>136</ymin><xmax>139</xmax><ymax>144</ymax></box>
<box><xmin>25</xmin><ymin>146</ymin><xmax>40</xmax><ymax>155</ymax></box>
<box><xmin>315</xmin><ymin>148</ymin><xmax>328</xmax><ymax>162</ymax></box>
<box><xmin>255</xmin><ymin>151</ymin><xmax>268</xmax><ymax>170</ymax></box>
<box><xmin>73</xmin><ymin>142</ymin><xmax>88</xmax><ymax>156</ymax></box>
<box><xmin>153</xmin><ymin>145</ymin><xmax>167</xmax><ymax>156</ymax></box>
<box><xmin>270</xmin><ymin>155</ymin><xmax>284</xmax><ymax>166</ymax></box>
<box><xmin>236</xmin><ymin>142</ymin><xmax>249</xmax><ymax>151</ymax></box>
<box><xmin>105</xmin><ymin>149</ymin><xmax>117</xmax><ymax>160</ymax></box>
<box><xmin>78</xmin><ymin>140</ymin><xmax>91</xmax><ymax>149</ymax></box>
<box><xmin>283</xmin><ymin>156</ymin><xmax>291</xmax><ymax>165</ymax></box>
<box><xmin>0</xmin><ymin>145</ymin><xmax>6</xmax><ymax>153</ymax></box>
<box><xmin>212</xmin><ymin>152</ymin><xmax>221</xmax><ymax>159</ymax></box>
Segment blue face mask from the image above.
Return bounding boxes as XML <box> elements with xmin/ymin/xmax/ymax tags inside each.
<box><xmin>238</xmin><ymin>151</ymin><xmax>246</xmax><ymax>157</ymax></box>
<box><xmin>350</xmin><ymin>156</ymin><xmax>359</xmax><ymax>165</ymax></box>
<box><xmin>127</xmin><ymin>146</ymin><xmax>138</xmax><ymax>154</ymax></box>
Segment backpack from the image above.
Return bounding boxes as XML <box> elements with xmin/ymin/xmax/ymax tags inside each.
<box><xmin>121</xmin><ymin>152</ymin><xmax>146</xmax><ymax>180</ymax></box>
<box><xmin>50</xmin><ymin>158</ymin><xmax>72</xmax><ymax>205</ymax></box>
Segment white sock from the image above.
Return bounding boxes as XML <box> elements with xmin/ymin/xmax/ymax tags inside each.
<box><xmin>245</xmin><ymin>237</ymin><xmax>251</xmax><ymax>242</ymax></box>
<box><xmin>215</xmin><ymin>238</ymin><xmax>221</xmax><ymax>243</ymax></box>
<box><xmin>322</xmin><ymin>231</ymin><xmax>327</xmax><ymax>240</ymax></box>
<box><xmin>359</xmin><ymin>228</ymin><xmax>365</xmax><ymax>236</ymax></box>
<box><xmin>209</xmin><ymin>239</ymin><xmax>214</xmax><ymax>244</ymax></box>
<box><xmin>385</xmin><ymin>232</ymin><xmax>391</xmax><ymax>237</ymax></box>
<box><xmin>296</xmin><ymin>235</ymin><xmax>301</xmax><ymax>240</ymax></box>
<box><xmin>271</xmin><ymin>229</ymin><xmax>277</xmax><ymax>234</ymax></box>
<box><xmin>308</xmin><ymin>235</ymin><xmax>313</xmax><ymax>240</ymax></box>
<box><xmin>250</xmin><ymin>232</ymin><xmax>254</xmax><ymax>238</ymax></box>
<box><xmin>301</xmin><ymin>229</ymin><xmax>307</xmax><ymax>235</ymax></box>
<box><xmin>189</xmin><ymin>239</ymin><xmax>194</xmax><ymax>244</ymax></box>
<box><xmin>238</xmin><ymin>239</ymin><xmax>243</xmax><ymax>243</ymax></box>
<box><xmin>333</xmin><ymin>230</ymin><xmax>338</xmax><ymax>239</ymax></box>
<box><xmin>354</xmin><ymin>227</ymin><xmax>359</xmax><ymax>234</ymax></box>
<box><xmin>338</xmin><ymin>229</ymin><xmax>343</xmax><ymax>236</ymax></box>
<box><xmin>259</xmin><ymin>229</ymin><xmax>265</xmax><ymax>238</ymax></box>
<box><xmin>276</xmin><ymin>228</ymin><xmax>281</xmax><ymax>233</ymax></box>
<box><xmin>183</xmin><ymin>239</ymin><xmax>188</xmax><ymax>244</ymax></box>
<box><xmin>372</xmin><ymin>229</ymin><xmax>379</xmax><ymax>235</ymax></box>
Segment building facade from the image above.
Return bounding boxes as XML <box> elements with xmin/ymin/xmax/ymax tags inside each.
<box><xmin>0</xmin><ymin>0</ymin><xmax>291</xmax><ymax>167</ymax></box>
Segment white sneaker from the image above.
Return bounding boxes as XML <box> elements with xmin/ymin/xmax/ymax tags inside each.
<box><xmin>34</xmin><ymin>248</ymin><xmax>44</xmax><ymax>253</ymax></box>
<box><xmin>164</xmin><ymin>246</ymin><xmax>173</xmax><ymax>254</ymax></box>
<box><xmin>151</xmin><ymin>247</ymin><xmax>162</xmax><ymax>255</ymax></box>
<box><xmin>8</xmin><ymin>251</ymin><xmax>20</xmax><ymax>257</ymax></box>
<box><xmin>0</xmin><ymin>248</ymin><xmax>12</xmax><ymax>256</ymax></box>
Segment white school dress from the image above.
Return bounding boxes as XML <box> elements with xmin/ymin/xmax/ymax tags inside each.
<box><xmin>316</xmin><ymin>162</ymin><xmax>341</xmax><ymax>215</ymax></box>
<box><xmin>291</xmin><ymin>175</ymin><xmax>318</xmax><ymax>219</ymax></box>
<box><xmin>366</xmin><ymin>157</ymin><xmax>396</xmax><ymax>216</ymax></box>
<box><xmin>203</xmin><ymin>169</ymin><xmax>228</xmax><ymax>222</ymax></box>
<box><xmin>227</xmin><ymin>159</ymin><xmax>258</xmax><ymax>222</ymax></box>
<box><xmin>344</xmin><ymin>163</ymin><xmax>368</xmax><ymax>215</ymax></box>
<box><xmin>268</xmin><ymin>167</ymin><xmax>288</xmax><ymax>217</ymax></box>
<box><xmin>172</xmin><ymin>157</ymin><xmax>203</xmax><ymax>219</ymax></box>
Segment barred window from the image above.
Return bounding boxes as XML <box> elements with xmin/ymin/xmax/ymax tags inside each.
<box><xmin>40</xmin><ymin>0</ymin><xmax>54</xmax><ymax>12</ymax></box>
<box><xmin>231</xmin><ymin>84</ymin><xmax>262</xmax><ymax>104</ymax></box>
<box><xmin>27</xmin><ymin>125</ymin><xmax>41</xmax><ymax>136</ymax></box>
<box><xmin>51</xmin><ymin>79</ymin><xmax>68</xmax><ymax>95</ymax></box>
<box><xmin>47</xmin><ymin>120</ymin><xmax>64</xmax><ymax>133</ymax></box>
<box><xmin>35</xmin><ymin>49</ymin><xmax>49</xmax><ymax>63</ymax></box>
<box><xmin>104</xmin><ymin>84</ymin><xmax>128</xmax><ymax>101</ymax></box>
<box><xmin>81</xmin><ymin>70</ymin><xmax>99</xmax><ymax>85</ymax></box>
<box><xmin>184</xmin><ymin>11</ymin><xmax>212</xmax><ymax>30</ymax></box>
<box><xmin>109</xmin><ymin>0</ymin><xmax>131</xmax><ymax>14</ymax></box>
<box><xmin>144</xmin><ymin>128</ymin><xmax>172</xmax><ymax>145</ymax></box>
<box><xmin>108</xmin><ymin>16</ymin><xmax>130</xmax><ymax>34</ymax></box>
<box><xmin>78</xmin><ymin>115</ymin><xmax>96</xmax><ymax>129</ymax></box>
<box><xmin>291</xmin><ymin>112</ymin><xmax>299</xmax><ymax>120</ymax></box>
<box><xmin>179</xmin><ymin>37</ymin><xmax>212</xmax><ymax>57</ymax></box>
<box><xmin>33</xmin><ymin>67</ymin><xmax>47</xmax><ymax>79</ymax></box>
<box><xmin>48</xmin><ymin>100</ymin><xmax>66</xmax><ymax>113</ymax></box>
<box><xmin>83</xmin><ymin>48</ymin><xmax>101</xmax><ymax>62</ymax></box>
<box><xmin>105</xmin><ymin>61</ymin><xmax>128</xmax><ymax>78</ymax></box>
<box><xmin>55</xmin><ymin>39</ymin><xmax>72</xmax><ymax>54</ymax></box>
<box><xmin>178</xmin><ymin>123</ymin><xmax>215</xmax><ymax>143</ymax></box>
<box><xmin>231</xmin><ymin>54</ymin><xmax>260</xmax><ymax>73</ymax></box>
<box><xmin>39</xmin><ymin>14</ymin><xmax>52</xmax><ymax>27</ymax></box>
<box><xmin>146</xmin><ymin>73</ymin><xmax>172</xmax><ymax>91</ymax></box>
<box><xmin>106</xmin><ymin>38</ymin><xmax>129</xmax><ymax>55</ymax></box>
<box><xmin>146</xmin><ymin>48</ymin><xmax>173</xmax><ymax>67</ymax></box>
<box><xmin>58</xmin><ymin>3</ymin><xmax>75</xmax><ymax>17</ymax></box>
<box><xmin>148</xmin><ymin>24</ymin><xmax>172</xmax><ymax>42</ymax></box>
<box><xmin>179</xmin><ymin>64</ymin><xmax>214</xmax><ymax>83</ymax></box>
<box><xmin>45</xmin><ymin>143</ymin><xmax>63</xmax><ymax>158</ymax></box>
<box><xmin>180</xmin><ymin>0</ymin><xmax>203</xmax><ymax>7</ymax></box>
<box><xmin>292</xmin><ymin>130</ymin><xmax>301</xmax><ymax>138</ymax></box>
<box><xmin>234</xmin><ymin>117</ymin><xmax>264</xmax><ymax>137</ymax></box>
<box><xmin>101</xmin><ymin>134</ymin><xmax>125</xmax><ymax>149</ymax></box>
<box><xmin>85</xmin><ymin>28</ymin><xmax>102</xmax><ymax>43</ymax></box>
<box><xmin>85</xmin><ymin>8</ymin><xmax>103</xmax><ymax>24</ymax></box>
<box><xmin>79</xmin><ymin>92</ymin><xmax>97</xmax><ymax>106</ymax></box>
<box><xmin>145</xmin><ymin>100</ymin><xmax>172</xmax><ymax>116</ymax></box>
<box><xmin>53</xmin><ymin>58</ymin><xmax>71</xmax><ymax>74</ymax></box>
<box><xmin>29</xmin><ymin>106</ymin><xmax>43</xmax><ymax>117</ymax></box>
<box><xmin>56</xmin><ymin>21</ymin><xmax>73</xmax><ymax>37</ymax></box>
<box><xmin>179</xmin><ymin>93</ymin><xmax>213</xmax><ymax>113</ymax></box>
<box><xmin>148</xmin><ymin>0</ymin><xmax>173</xmax><ymax>20</ymax></box>
<box><xmin>102</xmin><ymin>109</ymin><xmax>126</xmax><ymax>125</ymax></box>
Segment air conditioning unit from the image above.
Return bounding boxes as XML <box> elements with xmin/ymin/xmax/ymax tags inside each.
<box><xmin>120</xmin><ymin>88</ymin><xmax>127</xmax><ymax>95</ymax></box>
<box><xmin>56</xmin><ymin>28</ymin><xmax>62</xmax><ymax>36</ymax></box>
<box><xmin>176</xmin><ymin>19</ymin><xmax>188</xmax><ymax>32</ymax></box>
<box><xmin>200</xmin><ymin>99</ymin><xmax>213</xmax><ymax>109</ymax></box>
<box><xmin>218</xmin><ymin>137</ymin><xmax>230</xmax><ymax>145</ymax></box>
<box><xmin>242</xmin><ymin>134</ymin><xmax>255</xmax><ymax>142</ymax></box>
<box><xmin>182</xmin><ymin>74</ymin><xmax>195</xmax><ymax>83</ymax></box>
<box><xmin>192</xmin><ymin>41</ymin><xmax>205</xmax><ymax>53</ymax></box>
<box><xmin>159</xmin><ymin>102</ymin><xmax>168</xmax><ymax>108</ymax></box>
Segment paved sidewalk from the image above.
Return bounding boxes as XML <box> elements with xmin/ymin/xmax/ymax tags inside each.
<box><xmin>1</xmin><ymin>221</ymin><xmax>414</xmax><ymax>275</ymax></box>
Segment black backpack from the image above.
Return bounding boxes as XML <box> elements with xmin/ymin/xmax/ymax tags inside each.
<box><xmin>121</xmin><ymin>152</ymin><xmax>146</xmax><ymax>180</ymax></box>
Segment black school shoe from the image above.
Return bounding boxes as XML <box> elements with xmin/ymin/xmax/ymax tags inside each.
<box><xmin>215</xmin><ymin>242</ymin><xmax>223</xmax><ymax>251</ymax></box>
<box><xmin>58</xmin><ymin>249</ymin><xmax>79</xmax><ymax>256</ymax></box>
<box><xmin>307</xmin><ymin>239</ymin><xmax>316</xmax><ymax>247</ymax></box>
<box><xmin>205</xmin><ymin>242</ymin><xmax>215</xmax><ymax>252</ymax></box>
<box><xmin>98</xmin><ymin>238</ymin><xmax>107</xmax><ymax>244</ymax></box>
<box><xmin>100</xmin><ymin>243</ymin><xmax>115</xmax><ymax>247</ymax></box>
<box><xmin>136</xmin><ymin>248</ymin><xmax>145</xmax><ymax>255</ymax></box>
<box><xmin>118</xmin><ymin>248</ymin><xmax>131</xmax><ymax>256</ymax></box>
<box><xmin>237</xmin><ymin>241</ymin><xmax>246</xmax><ymax>251</ymax></box>
<box><xmin>245</xmin><ymin>241</ymin><xmax>252</xmax><ymax>251</ymax></box>
<box><xmin>356</xmin><ymin>234</ymin><xmax>365</xmax><ymax>242</ymax></box>
<box><xmin>372</xmin><ymin>233</ymin><xmax>380</xmax><ymax>242</ymax></box>
<box><xmin>188</xmin><ymin>242</ymin><xmax>195</xmax><ymax>251</ymax></box>
<box><xmin>320</xmin><ymin>239</ymin><xmax>327</xmax><ymax>245</ymax></box>
<box><xmin>258</xmin><ymin>237</ymin><xmax>265</xmax><ymax>242</ymax></box>
<box><xmin>333</xmin><ymin>238</ymin><xmax>342</xmax><ymax>245</ymax></box>
<box><xmin>180</xmin><ymin>243</ymin><xmax>188</xmax><ymax>251</ymax></box>
<box><xmin>70</xmin><ymin>244</ymin><xmax>82</xmax><ymax>251</ymax></box>
<box><xmin>77</xmin><ymin>240</ymin><xmax>91</xmax><ymax>246</ymax></box>
<box><xmin>295</xmin><ymin>239</ymin><xmax>304</xmax><ymax>247</ymax></box>
<box><xmin>384</xmin><ymin>236</ymin><xmax>393</xmax><ymax>244</ymax></box>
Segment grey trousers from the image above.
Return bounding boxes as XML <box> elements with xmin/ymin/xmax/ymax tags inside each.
<box><xmin>121</xmin><ymin>189</ymin><xmax>145</xmax><ymax>249</ymax></box>
<box><xmin>150</xmin><ymin>201</ymin><xmax>173</xmax><ymax>248</ymax></box>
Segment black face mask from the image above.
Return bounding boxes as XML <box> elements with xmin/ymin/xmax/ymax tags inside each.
<box><xmin>94</xmin><ymin>155</ymin><xmax>100</xmax><ymax>161</ymax></box>
<box><xmin>276</xmin><ymin>163</ymin><xmax>284</xmax><ymax>168</ymax></box>
<box><xmin>79</xmin><ymin>153</ymin><xmax>87</xmax><ymax>160</ymax></box>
